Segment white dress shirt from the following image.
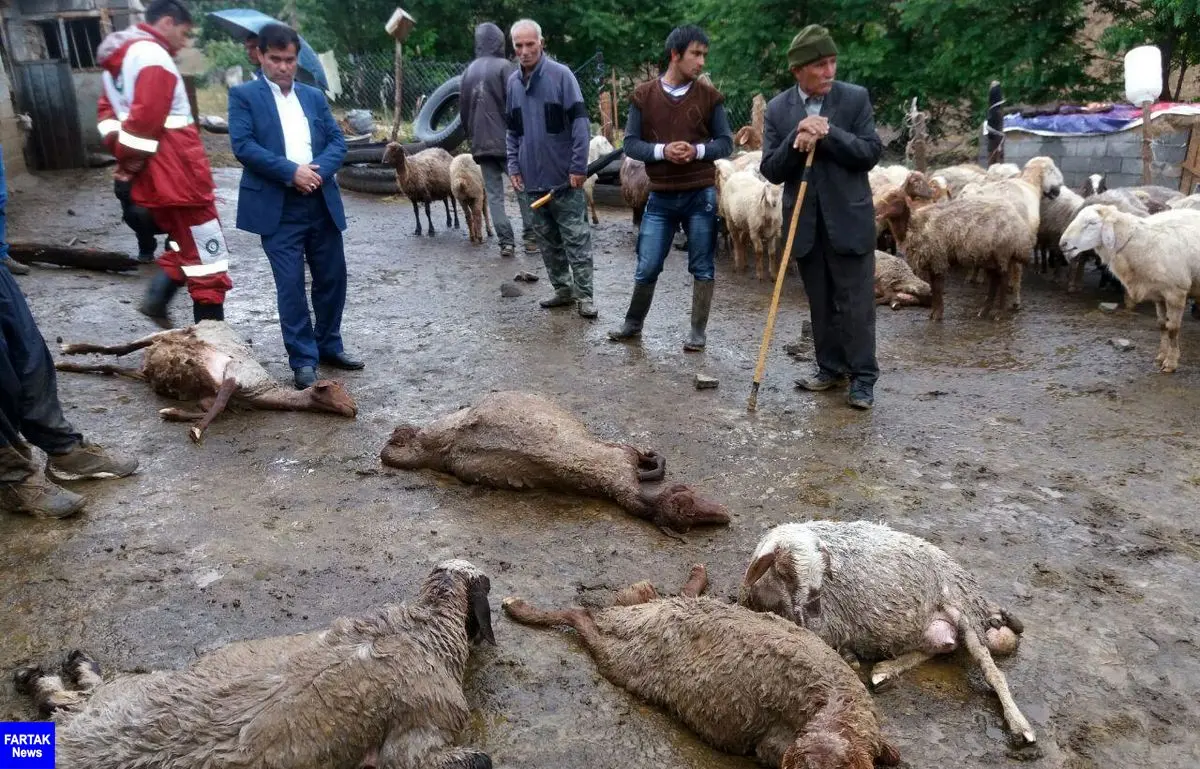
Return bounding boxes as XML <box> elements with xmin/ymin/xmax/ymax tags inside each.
<box><xmin>267</xmin><ymin>78</ymin><xmax>313</xmax><ymax>165</ymax></box>
<box><xmin>797</xmin><ymin>86</ymin><xmax>824</xmax><ymax>117</ymax></box>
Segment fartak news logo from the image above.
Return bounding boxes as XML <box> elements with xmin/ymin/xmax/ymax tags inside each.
<box><xmin>0</xmin><ymin>723</ymin><xmax>54</xmax><ymax>769</ymax></box>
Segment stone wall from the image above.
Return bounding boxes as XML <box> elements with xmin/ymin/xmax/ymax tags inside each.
<box><xmin>1003</xmin><ymin>127</ymin><xmax>1195</xmax><ymax>192</ymax></box>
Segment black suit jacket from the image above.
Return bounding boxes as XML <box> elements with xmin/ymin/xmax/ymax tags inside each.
<box><xmin>760</xmin><ymin>81</ymin><xmax>883</xmax><ymax>257</ymax></box>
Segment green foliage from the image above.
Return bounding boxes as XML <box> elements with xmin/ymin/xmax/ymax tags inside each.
<box><xmin>1094</xmin><ymin>0</ymin><xmax>1200</xmax><ymax>99</ymax></box>
<box><xmin>200</xmin><ymin>40</ymin><xmax>249</xmax><ymax>75</ymax></box>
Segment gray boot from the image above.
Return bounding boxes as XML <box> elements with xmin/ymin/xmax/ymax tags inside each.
<box><xmin>607</xmin><ymin>282</ymin><xmax>656</xmax><ymax>341</ymax></box>
<box><xmin>138</xmin><ymin>271</ymin><xmax>181</xmax><ymax>319</ymax></box>
<box><xmin>683</xmin><ymin>280</ymin><xmax>714</xmax><ymax>351</ymax></box>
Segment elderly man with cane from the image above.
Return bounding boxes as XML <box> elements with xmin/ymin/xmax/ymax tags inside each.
<box><xmin>760</xmin><ymin>24</ymin><xmax>882</xmax><ymax>410</ymax></box>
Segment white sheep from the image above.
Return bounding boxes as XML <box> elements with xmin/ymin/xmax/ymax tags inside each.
<box><xmin>13</xmin><ymin>560</ymin><xmax>497</xmax><ymax>769</ymax></box>
<box><xmin>721</xmin><ymin>169</ymin><xmax>782</xmax><ymax>281</ymax></box>
<box><xmin>1168</xmin><ymin>194</ymin><xmax>1200</xmax><ymax>211</ymax></box>
<box><xmin>450</xmin><ymin>153</ymin><xmax>494</xmax><ymax>245</ymax></box>
<box><xmin>1060</xmin><ymin>205</ymin><xmax>1200</xmax><ymax>372</ymax></box>
<box><xmin>584</xmin><ymin>135</ymin><xmax>615</xmax><ymax>226</ymax></box>
<box><xmin>740</xmin><ymin>521</ymin><xmax>1035</xmax><ymax>745</ymax></box>
<box><xmin>984</xmin><ymin>162</ymin><xmax>1021</xmax><ymax>180</ymax></box>
<box><xmin>928</xmin><ymin>163</ymin><xmax>986</xmax><ymax>198</ymax></box>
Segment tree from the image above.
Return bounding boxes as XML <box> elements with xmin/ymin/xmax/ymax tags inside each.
<box><xmin>1093</xmin><ymin>0</ymin><xmax>1200</xmax><ymax>100</ymax></box>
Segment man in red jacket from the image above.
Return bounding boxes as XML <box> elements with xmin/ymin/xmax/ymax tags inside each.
<box><xmin>96</xmin><ymin>0</ymin><xmax>230</xmax><ymax>324</ymax></box>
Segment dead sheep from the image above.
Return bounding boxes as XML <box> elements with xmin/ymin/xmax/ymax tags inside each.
<box><xmin>382</xmin><ymin>143</ymin><xmax>459</xmax><ymax>237</ymax></box>
<box><xmin>504</xmin><ymin>564</ymin><xmax>901</xmax><ymax>769</ymax></box>
<box><xmin>1060</xmin><ymin>205</ymin><xmax>1200</xmax><ymax>373</ymax></box>
<box><xmin>55</xmin><ymin>321</ymin><xmax>356</xmax><ymax>443</ymax></box>
<box><xmin>12</xmin><ymin>560</ymin><xmax>496</xmax><ymax>769</ymax></box>
<box><xmin>874</xmin><ymin>251</ymin><xmax>931</xmax><ymax>309</ymax></box>
<box><xmin>380</xmin><ymin>391</ymin><xmax>730</xmax><ymax>538</ymax></box>
<box><xmin>740</xmin><ymin>521</ymin><xmax>1035</xmax><ymax>745</ymax></box>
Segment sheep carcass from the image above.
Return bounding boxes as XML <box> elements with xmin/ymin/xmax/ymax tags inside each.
<box><xmin>620</xmin><ymin>156</ymin><xmax>650</xmax><ymax>227</ymax></box>
<box><xmin>1060</xmin><ymin>205</ymin><xmax>1200</xmax><ymax>372</ymax></box>
<box><xmin>504</xmin><ymin>564</ymin><xmax>900</xmax><ymax>769</ymax></box>
<box><xmin>722</xmin><ymin>169</ymin><xmax>783</xmax><ymax>280</ymax></box>
<box><xmin>382</xmin><ymin>143</ymin><xmax>458</xmax><ymax>237</ymax></box>
<box><xmin>380</xmin><ymin>391</ymin><xmax>729</xmax><ymax>537</ymax></box>
<box><xmin>874</xmin><ymin>251</ymin><xmax>931</xmax><ymax>308</ymax></box>
<box><xmin>55</xmin><ymin>321</ymin><xmax>356</xmax><ymax>443</ymax></box>
<box><xmin>584</xmin><ymin>135</ymin><xmax>615</xmax><ymax>225</ymax></box>
<box><xmin>740</xmin><ymin>521</ymin><xmax>1035</xmax><ymax>745</ymax></box>
<box><xmin>13</xmin><ymin>560</ymin><xmax>496</xmax><ymax>769</ymax></box>
<box><xmin>450</xmin><ymin>153</ymin><xmax>494</xmax><ymax>245</ymax></box>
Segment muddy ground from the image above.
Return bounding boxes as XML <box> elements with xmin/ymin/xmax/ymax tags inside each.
<box><xmin>2</xmin><ymin>159</ymin><xmax>1199</xmax><ymax>769</ymax></box>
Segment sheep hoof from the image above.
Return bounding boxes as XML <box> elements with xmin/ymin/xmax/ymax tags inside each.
<box><xmin>869</xmin><ymin>670</ymin><xmax>896</xmax><ymax>691</ymax></box>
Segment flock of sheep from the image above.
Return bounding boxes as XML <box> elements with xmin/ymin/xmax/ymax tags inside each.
<box><xmin>16</xmin><ymin>387</ymin><xmax>1039</xmax><ymax>768</ymax></box>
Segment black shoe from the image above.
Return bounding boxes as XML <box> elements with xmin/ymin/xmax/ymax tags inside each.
<box><xmin>847</xmin><ymin>381</ymin><xmax>875</xmax><ymax>410</ymax></box>
<box><xmin>138</xmin><ymin>271</ymin><xmax>181</xmax><ymax>319</ymax></box>
<box><xmin>293</xmin><ymin>366</ymin><xmax>317</xmax><ymax>389</ymax></box>
<box><xmin>794</xmin><ymin>371</ymin><xmax>849</xmax><ymax>392</ymax></box>
<box><xmin>320</xmin><ymin>351</ymin><xmax>365</xmax><ymax>370</ymax></box>
<box><xmin>539</xmin><ymin>290</ymin><xmax>575</xmax><ymax>308</ymax></box>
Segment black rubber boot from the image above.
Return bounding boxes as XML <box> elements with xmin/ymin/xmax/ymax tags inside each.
<box><xmin>683</xmin><ymin>280</ymin><xmax>714</xmax><ymax>351</ymax></box>
<box><xmin>138</xmin><ymin>271</ymin><xmax>181</xmax><ymax>319</ymax></box>
<box><xmin>193</xmin><ymin>302</ymin><xmax>224</xmax><ymax>323</ymax></box>
<box><xmin>607</xmin><ymin>282</ymin><xmax>656</xmax><ymax>341</ymax></box>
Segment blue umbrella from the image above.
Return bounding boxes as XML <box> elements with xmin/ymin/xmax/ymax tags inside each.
<box><xmin>207</xmin><ymin>8</ymin><xmax>329</xmax><ymax>91</ymax></box>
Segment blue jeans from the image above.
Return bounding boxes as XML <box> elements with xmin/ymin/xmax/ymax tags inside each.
<box><xmin>634</xmin><ymin>187</ymin><xmax>718</xmax><ymax>284</ymax></box>
<box><xmin>260</xmin><ymin>190</ymin><xmax>347</xmax><ymax>370</ymax></box>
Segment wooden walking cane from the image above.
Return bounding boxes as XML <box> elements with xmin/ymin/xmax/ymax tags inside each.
<box><xmin>747</xmin><ymin>147</ymin><xmax>818</xmax><ymax>413</ymax></box>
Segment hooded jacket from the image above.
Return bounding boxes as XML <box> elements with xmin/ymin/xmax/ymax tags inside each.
<box><xmin>459</xmin><ymin>23</ymin><xmax>514</xmax><ymax>161</ymax></box>
<box><xmin>95</xmin><ymin>24</ymin><xmax>214</xmax><ymax>209</ymax></box>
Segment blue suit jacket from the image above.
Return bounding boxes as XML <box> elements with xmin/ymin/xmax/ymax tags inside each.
<box><xmin>228</xmin><ymin>77</ymin><xmax>347</xmax><ymax>236</ymax></box>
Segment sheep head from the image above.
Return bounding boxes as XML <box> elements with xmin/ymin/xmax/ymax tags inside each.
<box><xmin>782</xmin><ymin>729</ymin><xmax>898</xmax><ymax>769</ymax></box>
<box><xmin>739</xmin><ymin>525</ymin><xmax>833</xmax><ymax>627</ymax></box>
<box><xmin>1082</xmin><ymin>172</ymin><xmax>1107</xmax><ymax>197</ymax></box>
<box><xmin>901</xmin><ymin>171</ymin><xmax>934</xmax><ymax>201</ymax></box>
<box><xmin>1023</xmin><ymin>156</ymin><xmax>1063</xmax><ymax>200</ymax></box>
<box><xmin>1060</xmin><ymin>204</ymin><xmax>1117</xmax><ymax>261</ymax></box>
<box><xmin>307</xmin><ymin>380</ymin><xmax>358</xmax><ymax>417</ymax></box>
<box><xmin>430</xmin><ymin>559</ymin><xmax>496</xmax><ymax>645</ymax></box>
<box><xmin>641</xmin><ymin>484</ymin><xmax>730</xmax><ymax>534</ymax></box>
<box><xmin>380</xmin><ymin>424</ymin><xmax>425</xmax><ymax>469</ymax></box>
<box><xmin>382</xmin><ymin>142</ymin><xmax>408</xmax><ymax>173</ymax></box>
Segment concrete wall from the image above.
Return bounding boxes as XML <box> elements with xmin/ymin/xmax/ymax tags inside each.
<box><xmin>73</xmin><ymin>68</ymin><xmax>101</xmax><ymax>152</ymax></box>
<box><xmin>1004</xmin><ymin>126</ymin><xmax>1193</xmax><ymax>192</ymax></box>
<box><xmin>0</xmin><ymin>54</ymin><xmax>28</xmax><ymax>177</ymax></box>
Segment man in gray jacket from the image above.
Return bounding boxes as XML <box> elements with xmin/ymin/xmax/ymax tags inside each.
<box><xmin>460</xmin><ymin>22</ymin><xmax>536</xmax><ymax>258</ymax></box>
<box><xmin>505</xmin><ymin>19</ymin><xmax>596</xmax><ymax>318</ymax></box>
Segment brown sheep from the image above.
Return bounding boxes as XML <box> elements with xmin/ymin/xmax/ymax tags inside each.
<box><xmin>55</xmin><ymin>322</ymin><xmax>356</xmax><ymax>443</ymax></box>
<box><xmin>382</xmin><ymin>143</ymin><xmax>459</xmax><ymax>237</ymax></box>
<box><xmin>504</xmin><ymin>564</ymin><xmax>901</xmax><ymax>769</ymax></box>
<box><xmin>380</xmin><ymin>391</ymin><xmax>729</xmax><ymax>538</ymax></box>
<box><xmin>620</xmin><ymin>156</ymin><xmax>650</xmax><ymax>227</ymax></box>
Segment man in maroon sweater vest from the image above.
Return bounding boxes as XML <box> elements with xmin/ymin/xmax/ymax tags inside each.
<box><xmin>608</xmin><ymin>26</ymin><xmax>733</xmax><ymax>350</ymax></box>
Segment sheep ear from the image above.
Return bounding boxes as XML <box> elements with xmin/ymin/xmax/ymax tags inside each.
<box><xmin>468</xmin><ymin>576</ymin><xmax>496</xmax><ymax>645</ymax></box>
<box><xmin>742</xmin><ymin>549</ymin><xmax>777</xmax><ymax>587</ymax></box>
<box><xmin>819</xmin><ymin>542</ymin><xmax>833</xmax><ymax>578</ymax></box>
<box><xmin>1100</xmin><ymin>218</ymin><xmax>1116</xmax><ymax>251</ymax></box>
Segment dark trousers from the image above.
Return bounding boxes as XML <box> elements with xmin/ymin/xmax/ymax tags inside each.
<box><xmin>797</xmin><ymin>209</ymin><xmax>878</xmax><ymax>386</ymax></box>
<box><xmin>114</xmin><ymin>179</ymin><xmax>163</xmax><ymax>257</ymax></box>
<box><xmin>0</xmin><ymin>266</ymin><xmax>82</xmax><ymax>480</ymax></box>
<box><xmin>260</xmin><ymin>190</ymin><xmax>347</xmax><ymax>371</ymax></box>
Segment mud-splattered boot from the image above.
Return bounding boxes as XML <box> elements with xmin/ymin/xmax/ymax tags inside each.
<box><xmin>46</xmin><ymin>441</ymin><xmax>138</xmax><ymax>482</ymax></box>
<box><xmin>607</xmin><ymin>282</ymin><xmax>656</xmax><ymax>341</ymax></box>
<box><xmin>138</xmin><ymin>270</ymin><xmax>182</xmax><ymax>320</ymax></box>
<box><xmin>682</xmin><ymin>279</ymin><xmax>714</xmax><ymax>352</ymax></box>
<box><xmin>0</xmin><ymin>472</ymin><xmax>87</xmax><ymax>518</ymax></box>
<box><xmin>193</xmin><ymin>302</ymin><xmax>224</xmax><ymax>323</ymax></box>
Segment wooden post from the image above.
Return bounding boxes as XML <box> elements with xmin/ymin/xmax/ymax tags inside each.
<box><xmin>986</xmin><ymin>80</ymin><xmax>1004</xmax><ymax>165</ymax></box>
<box><xmin>751</xmin><ymin>93</ymin><xmax>766</xmax><ymax>139</ymax></box>
<box><xmin>1141</xmin><ymin>100</ymin><xmax>1153</xmax><ymax>184</ymax></box>
<box><xmin>599</xmin><ymin>92</ymin><xmax>615</xmax><ymax>143</ymax></box>
<box><xmin>610</xmin><ymin>69</ymin><xmax>620</xmax><ymax>136</ymax></box>
<box><xmin>907</xmin><ymin>97</ymin><xmax>928</xmax><ymax>173</ymax></box>
<box><xmin>384</xmin><ymin>8</ymin><xmax>415</xmax><ymax>142</ymax></box>
<box><xmin>1181</xmin><ymin>127</ymin><xmax>1200</xmax><ymax>194</ymax></box>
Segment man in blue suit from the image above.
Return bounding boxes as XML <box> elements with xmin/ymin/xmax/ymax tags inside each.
<box><xmin>228</xmin><ymin>22</ymin><xmax>361</xmax><ymax>390</ymax></box>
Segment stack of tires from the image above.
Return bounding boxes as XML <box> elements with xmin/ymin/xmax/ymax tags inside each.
<box><xmin>337</xmin><ymin>75</ymin><xmax>467</xmax><ymax>195</ymax></box>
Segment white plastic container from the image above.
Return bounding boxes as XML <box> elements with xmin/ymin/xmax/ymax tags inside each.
<box><xmin>1124</xmin><ymin>46</ymin><xmax>1163</xmax><ymax>104</ymax></box>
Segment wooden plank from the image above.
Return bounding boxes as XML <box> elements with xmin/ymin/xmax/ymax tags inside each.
<box><xmin>1183</xmin><ymin>127</ymin><xmax>1200</xmax><ymax>194</ymax></box>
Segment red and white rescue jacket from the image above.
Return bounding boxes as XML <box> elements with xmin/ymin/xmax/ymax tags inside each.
<box><xmin>96</xmin><ymin>24</ymin><xmax>215</xmax><ymax>209</ymax></box>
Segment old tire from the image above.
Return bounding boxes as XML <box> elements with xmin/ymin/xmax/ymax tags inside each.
<box><xmin>336</xmin><ymin>164</ymin><xmax>399</xmax><ymax>195</ymax></box>
<box><xmin>342</xmin><ymin>140</ymin><xmax>426</xmax><ymax>166</ymax></box>
<box><xmin>413</xmin><ymin>75</ymin><xmax>466</xmax><ymax>151</ymax></box>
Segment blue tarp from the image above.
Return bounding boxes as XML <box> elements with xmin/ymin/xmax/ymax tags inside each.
<box><xmin>1003</xmin><ymin>103</ymin><xmax>1200</xmax><ymax>136</ymax></box>
<box><xmin>206</xmin><ymin>9</ymin><xmax>328</xmax><ymax>91</ymax></box>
